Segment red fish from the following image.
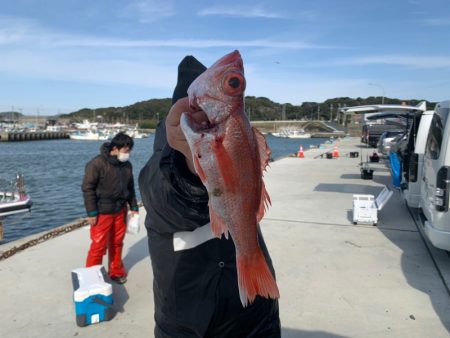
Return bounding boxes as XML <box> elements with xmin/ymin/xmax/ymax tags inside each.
<box><xmin>180</xmin><ymin>50</ymin><xmax>279</xmax><ymax>306</ymax></box>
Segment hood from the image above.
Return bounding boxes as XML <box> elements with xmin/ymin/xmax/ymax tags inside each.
<box><xmin>100</xmin><ymin>142</ymin><xmax>125</xmax><ymax>166</ymax></box>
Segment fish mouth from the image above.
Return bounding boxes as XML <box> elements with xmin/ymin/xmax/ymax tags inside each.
<box><xmin>187</xmin><ymin>96</ymin><xmax>225</xmax><ymax>134</ymax></box>
<box><xmin>191</xmin><ymin>118</ymin><xmax>218</xmax><ymax>134</ymax></box>
<box><xmin>184</xmin><ymin>107</ymin><xmax>219</xmax><ymax>135</ymax></box>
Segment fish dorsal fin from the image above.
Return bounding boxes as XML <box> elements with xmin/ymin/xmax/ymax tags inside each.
<box><xmin>253</xmin><ymin>127</ymin><xmax>271</xmax><ymax>173</ymax></box>
<box><xmin>253</xmin><ymin>127</ymin><xmax>272</xmax><ymax>222</ymax></box>
<box><xmin>256</xmin><ymin>180</ymin><xmax>271</xmax><ymax>223</ymax></box>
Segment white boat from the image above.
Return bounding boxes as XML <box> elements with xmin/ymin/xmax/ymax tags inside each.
<box><xmin>271</xmin><ymin>128</ymin><xmax>311</xmax><ymax>139</ymax></box>
<box><xmin>0</xmin><ymin>192</ymin><xmax>32</xmax><ymax>217</ymax></box>
<box><xmin>285</xmin><ymin>130</ymin><xmax>311</xmax><ymax>139</ymax></box>
<box><xmin>0</xmin><ymin>174</ymin><xmax>32</xmax><ymax>217</ymax></box>
<box><xmin>125</xmin><ymin>128</ymin><xmax>148</xmax><ymax>139</ymax></box>
<box><xmin>70</xmin><ymin>130</ymin><xmax>111</xmax><ymax>141</ymax></box>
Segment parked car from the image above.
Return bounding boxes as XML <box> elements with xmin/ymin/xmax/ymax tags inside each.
<box><xmin>401</xmin><ymin>110</ymin><xmax>434</xmax><ymax>208</ymax></box>
<box><xmin>362</xmin><ymin>124</ymin><xmax>405</xmax><ymax>148</ymax></box>
<box><xmin>420</xmin><ymin>101</ymin><xmax>450</xmax><ymax>251</ymax></box>
<box><xmin>377</xmin><ymin>130</ymin><xmax>405</xmax><ymax>156</ymax></box>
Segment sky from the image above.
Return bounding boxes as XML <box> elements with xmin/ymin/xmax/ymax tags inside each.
<box><xmin>1</xmin><ymin>0</ymin><xmax>450</xmax><ymax>115</ymax></box>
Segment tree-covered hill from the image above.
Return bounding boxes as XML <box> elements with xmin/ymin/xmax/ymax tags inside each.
<box><xmin>58</xmin><ymin>95</ymin><xmax>437</xmax><ymax>127</ymax></box>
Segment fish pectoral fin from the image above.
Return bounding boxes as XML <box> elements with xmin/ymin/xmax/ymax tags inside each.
<box><xmin>209</xmin><ymin>205</ymin><xmax>229</xmax><ymax>239</ymax></box>
<box><xmin>193</xmin><ymin>153</ymin><xmax>207</xmax><ymax>183</ymax></box>
<box><xmin>236</xmin><ymin>250</ymin><xmax>280</xmax><ymax>307</ymax></box>
<box><xmin>256</xmin><ymin>180</ymin><xmax>271</xmax><ymax>223</ymax></box>
<box><xmin>253</xmin><ymin>127</ymin><xmax>271</xmax><ymax>173</ymax></box>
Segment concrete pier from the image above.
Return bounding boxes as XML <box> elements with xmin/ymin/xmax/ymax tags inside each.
<box><xmin>0</xmin><ymin>131</ymin><xmax>69</xmax><ymax>142</ymax></box>
<box><xmin>0</xmin><ymin>137</ymin><xmax>449</xmax><ymax>337</ymax></box>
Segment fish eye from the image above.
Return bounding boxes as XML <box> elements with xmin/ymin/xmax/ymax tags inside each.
<box><xmin>228</xmin><ymin>77</ymin><xmax>240</xmax><ymax>89</ymax></box>
<box><xmin>223</xmin><ymin>72</ymin><xmax>245</xmax><ymax>96</ymax></box>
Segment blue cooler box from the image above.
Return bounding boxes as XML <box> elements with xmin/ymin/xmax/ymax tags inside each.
<box><xmin>71</xmin><ymin>265</ymin><xmax>115</xmax><ymax>327</ymax></box>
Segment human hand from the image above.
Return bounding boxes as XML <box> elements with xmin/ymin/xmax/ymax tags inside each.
<box><xmin>166</xmin><ymin>97</ymin><xmax>208</xmax><ymax>173</ymax></box>
<box><xmin>87</xmin><ymin>216</ymin><xmax>97</xmax><ymax>226</ymax></box>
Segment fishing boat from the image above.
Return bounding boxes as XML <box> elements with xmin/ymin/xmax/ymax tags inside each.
<box><xmin>271</xmin><ymin>128</ymin><xmax>311</xmax><ymax>139</ymax></box>
<box><xmin>69</xmin><ymin>130</ymin><xmax>111</xmax><ymax>141</ymax></box>
<box><xmin>125</xmin><ymin>128</ymin><xmax>149</xmax><ymax>139</ymax></box>
<box><xmin>0</xmin><ymin>173</ymin><xmax>32</xmax><ymax>217</ymax></box>
<box><xmin>285</xmin><ymin>130</ymin><xmax>312</xmax><ymax>139</ymax></box>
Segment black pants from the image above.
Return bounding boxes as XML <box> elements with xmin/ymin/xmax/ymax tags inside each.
<box><xmin>155</xmin><ymin>269</ymin><xmax>280</xmax><ymax>338</ymax></box>
<box><xmin>155</xmin><ymin>298</ymin><xmax>280</xmax><ymax>338</ymax></box>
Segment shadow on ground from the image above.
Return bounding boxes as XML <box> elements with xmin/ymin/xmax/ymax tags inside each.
<box><xmin>370</xmin><ymin>172</ymin><xmax>450</xmax><ymax>333</ymax></box>
<box><xmin>111</xmin><ymin>283</ymin><xmax>129</xmax><ymax>313</ymax></box>
<box><xmin>111</xmin><ymin>237</ymin><xmax>148</xmax><ymax>312</ymax></box>
<box><xmin>314</xmin><ymin>183</ymin><xmax>382</xmax><ymax>196</ymax></box>
<box><xmin>123</xmin><ymin>237</ymin><xmax>149</xmax><ymax>272</ymax></box>
<box><xmin>282</xmin><ymin>328</ymin><xmax>349</xmax><ymax>337</ymax></box>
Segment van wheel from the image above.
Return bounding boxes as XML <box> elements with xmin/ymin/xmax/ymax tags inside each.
<box><xmin>373</xmin><ymin>223</ymin><xmax>377</xmax><ymax>226</ymax></box>
<box><xmin>353</xmin><ymin>222</ymin><xmax>357</xmax><ymax>225</ymax></box>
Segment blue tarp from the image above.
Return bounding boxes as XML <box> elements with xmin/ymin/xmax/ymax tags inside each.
<box><xmin>389</xmin><ymin>152</ymin><xmax>402</xmax><ymax>188</ymax></box>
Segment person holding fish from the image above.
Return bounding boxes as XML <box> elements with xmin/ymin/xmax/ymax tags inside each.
<box><xmin>139</xmin><ymin>51</ymin><xmax>280</xmax><ymax>337</ymax></box>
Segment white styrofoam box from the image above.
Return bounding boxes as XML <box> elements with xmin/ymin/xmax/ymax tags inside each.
<box><xmin>353</xmin><ymin>187</ymin><xmax>393</xmax><ymax>225</ymax></box>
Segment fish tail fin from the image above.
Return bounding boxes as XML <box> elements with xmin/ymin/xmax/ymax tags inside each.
<box><xmin>236</xmin><ymin>250</ymin><xmax>280</xmax><ymax>307</ymax></box>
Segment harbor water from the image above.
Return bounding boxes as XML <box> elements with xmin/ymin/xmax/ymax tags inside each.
<box><xmin>0</xmin><ymin>134</ymin><xmax>330</xmax><ymax>243</ymax></box>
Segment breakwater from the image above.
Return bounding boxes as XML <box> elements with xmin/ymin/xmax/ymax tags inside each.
<box><xmin>0</xmin><ymin>131</ymin><xmax>69</xmax><ymax>142</ymax></box>
<box><xmin>251</xmin><ymin>120</ymin><xmax>347</xmax><ymax>137</ymax></box>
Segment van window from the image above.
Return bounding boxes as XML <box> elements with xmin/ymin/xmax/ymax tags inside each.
<box><xmin>425</xmin><ymin>108</ymin><xmax>449</xmax><ymax>160</ymax></box>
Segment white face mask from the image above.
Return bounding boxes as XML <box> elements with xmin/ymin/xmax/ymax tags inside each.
<box><xmin>117</xmin><ymin>152</ymin><xmax>130</xmax><ymax>162</ymax></box>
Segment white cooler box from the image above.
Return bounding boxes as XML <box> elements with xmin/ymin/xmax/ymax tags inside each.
<box><xmin>353</xmin><ymin>186</ymin><xmax>393</xmax><ymax>225</ymax></box>
<box><xmin>71</xmin><ymin>265</ymin><xmax>115</xmax><ymax>327</ymax></box>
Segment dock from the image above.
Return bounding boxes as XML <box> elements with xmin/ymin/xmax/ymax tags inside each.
<box><xmin>1</xmin><ymin>137</ymin><xmax>450</xmax><ymax>337</ymax></box>
<box><xmin>0</xmin><ymin>131</ymin><xmax>69</xmax><ymax>142</ymax></box>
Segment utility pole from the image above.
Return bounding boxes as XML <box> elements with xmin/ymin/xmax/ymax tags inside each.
<box><xmin>317</xmin><ymin>105</ymin><xmax>320</xmax><ymax>121</ymax></box>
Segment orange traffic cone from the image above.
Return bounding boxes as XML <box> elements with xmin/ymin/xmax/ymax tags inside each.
<box><xmin>297</xmin><ymin>145</ymin><xmax>305</xmax><ymax>158</ymax></box>
<box><xmin>332</xmin><ymin>145</ymin><xmax>339</xmax><ymax>158</ymax></box>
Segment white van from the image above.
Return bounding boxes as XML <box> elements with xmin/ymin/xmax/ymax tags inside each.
<box><xmin>401</xmin><ymin>110</ymin><xmax>434</xmax><ymax>208</ymax></box>
<box><xmin>420</xmin><ymin>101</ymin><xmax>450</xmax><ymax>251</ymax></box>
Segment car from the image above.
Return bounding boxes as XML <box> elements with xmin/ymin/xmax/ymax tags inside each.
<box><xmin>362</xmin><ymin>124</ymin><xmax>404</xmax><ymax>148</ymax></box>
<box><xmin>420</xmin><ymin>100</ymin><xmax>450</xmax><ymax>251</ymax></box>
<box><xmin>400</xmin><ymin>110</ymin><xmax>434</xmax><ymax>208</ymax></box>
<box><xmin>377</xmin><ymin>130</ymin><xmax>405</xmax><ymax>156</ymax></box>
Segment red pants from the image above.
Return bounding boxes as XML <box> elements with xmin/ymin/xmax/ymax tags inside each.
<box><xmin>86</xmin><ymin>208</ymin><xmax>127</xmax><ymax>278</ymax></box>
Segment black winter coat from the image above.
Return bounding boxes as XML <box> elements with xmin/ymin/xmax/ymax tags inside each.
<box><xmin>82</xmin><ymin>143</ymin><xmax>138</xmax><ymax>216</ymax></box>
<box><xmin>138</xmin><ymin>120</ymin><xmax>280</xmax><ymax>338</ymax></box>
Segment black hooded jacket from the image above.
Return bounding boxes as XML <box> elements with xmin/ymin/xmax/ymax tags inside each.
<box><xmin>82</xmin><ymin>143</ymin><xmax>138</xmax><ymax>216</ymax></box>
<box><xmin>138</xmin><ymin>56</ymin><xmax>280</xmax><ymax>337</ymax></box>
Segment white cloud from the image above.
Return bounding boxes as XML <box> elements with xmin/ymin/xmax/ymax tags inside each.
<box><xmin>0</xmin><ymin>16</ymin><xmax>38</xmax><ymax>45</ymax></box>
<box><xmin>246</xmin><ymin>74</ymin><xmax>369</xmax><ymax>104</ymax></box>
<box><xmin>0</xmin><ymin>48</ymin><xmax>176</xmax><ymax>90</ymax></box>
<box><xmin>198</xmin><ymin>5</ymin><xmax>286</xmax><ymax>19</ymax></box>
<box><xmin>333</xmin><ymin>55</ymin><xmax>450</xmax><ymax>69</ymax></box>
<box><xmin>0</xmin><ymin>17</ymin><xmax>330</xmax><ymax>50</ymax></box>
<box><xmin>120</xmin><ymin>0</ymin><xmax>175</xmax><ymax>23</ymax></box>
<box><xmin>419</xmin><ymin>17</ymin><xmax>450</xmax><ymax>26</ymax></box>
<box><xmin>53</xmin><ymin>37</ymin><xmax>329</xmax><ymax>49</ymax></box>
